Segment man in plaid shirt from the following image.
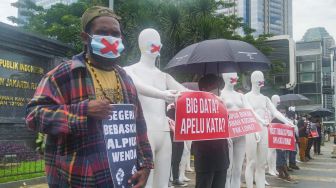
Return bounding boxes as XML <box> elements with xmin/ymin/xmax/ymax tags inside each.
<box><xmin>26</xmin><ymin>6</ymin><xmax>153</xmax><ymax>188</ymax></box>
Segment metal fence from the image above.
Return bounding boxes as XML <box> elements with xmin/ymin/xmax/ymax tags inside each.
<box><xmin>0</xmin><ymin>144</ymin><xmax>45</xmax><ymax>179</ymax></box>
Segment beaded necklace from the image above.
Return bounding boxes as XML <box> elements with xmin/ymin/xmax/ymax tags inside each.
<box><xmin>86</xmin><ymin>59</ymin><xmax>123</xmax><ymax>103</ymax></box>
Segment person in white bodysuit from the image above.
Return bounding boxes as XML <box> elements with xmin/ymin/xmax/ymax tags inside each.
<box><xmin>266</xmin><ymin>95</ymin><xmax>281</xmax><ymax>176</ymax></box>
<box><xmin>124</xmin><ymin>28</ymin><xmax>188</xmax><ymax>188</ymax></box>
<box><xmin>244</xmin><ymin>71</ymin><xmax>294</xmax><ymax>188</ymax></box>
<box><xmin>221</xmin><ymin>72</ymin><xmax>265</xmax><ymax>188</ymax></box>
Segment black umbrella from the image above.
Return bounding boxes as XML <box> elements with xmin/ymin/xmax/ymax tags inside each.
<box><xmin>165</xmin><ymin>39</ymin><xmax>271</xmax><ymax>74</ymax></box>
<box><xmin>309</xmin><ymin>107</ymin><xmax>334</xmax><ymax>117</ymax></box>
<box><xmin>279</xmin><ymin>94</ymin><xmax>311</xmax><ymax>106</ymax></box>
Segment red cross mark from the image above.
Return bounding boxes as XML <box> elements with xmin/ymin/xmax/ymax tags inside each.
<box><xmin>258</xmin><ymin>81</ymin><xmax>265</xmax><ymax>86</ymax></box>
<box><xmin>150</xmin><ymin>44</ymin><xmax>161</xmax><ymax>53</ymax></box>
<box><xmin>230</xmin><ymin>77</ymin><xmax>238</xmax><ymax>84</ymax></box>
<box><xmin>100</xmin><ymin>38</ymin><xmax>119</xmax><ymax>55</ymax></box>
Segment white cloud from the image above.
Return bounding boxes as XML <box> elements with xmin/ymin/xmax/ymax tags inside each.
<box><xmin>0</xmin><ymin>0</ymin><xmax>18</xmax><ymax>25</ymax></box>
<box><xmin>293</xmin><ymin>0</ymin><xmax>336</xmax><ymax>41</ymax></box>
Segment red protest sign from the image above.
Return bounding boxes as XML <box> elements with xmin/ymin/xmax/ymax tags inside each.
<box><xmin>228</xmin><ymin>109</ymin><xmax>262</xmax><ymax>138</ymax></box>
<box><xmin>310</xmin><ymin>130</ymin><xmax>319</xmax><ymax>138</ymax></box>
<box><xmin>175</xmin><ymin>91</ymin><xmax>229</xmax><ymax>141</ymax></box>
<box><xmin>268</xmin><ymin>123</ymin><xmax>295</xmax><ymax>151</ymax></box>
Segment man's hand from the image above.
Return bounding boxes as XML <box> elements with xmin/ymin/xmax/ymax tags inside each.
<box><xmin>87</xmin><ymin>99</ymin><xmax>112</xmax><ymax>120</ymax></box>
<box><xmin>128</xmin><ymin>168</ymin><xmax>150</xmax><ymax>188</ymax></box>
<box><xmin>162</xmin><ymin>90</ymin><xmax>179</xmax><ymax>103</ymax></box>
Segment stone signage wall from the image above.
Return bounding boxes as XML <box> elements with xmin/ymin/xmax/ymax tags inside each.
<box><xmin>0</xmin><ymin>22</ymin><xmax>73</xmax><ymax>147</ymax></box>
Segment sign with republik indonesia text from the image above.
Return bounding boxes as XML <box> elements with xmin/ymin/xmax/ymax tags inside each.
<box><xmin>102</xmin><ymin>104</ymin><xmax>138</xmax><ymax>188</ymax></box>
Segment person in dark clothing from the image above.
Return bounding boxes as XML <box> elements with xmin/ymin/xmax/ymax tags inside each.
<box><xmin>297</xmin><ymin>115</ymin><xmax>308</xmax><ymax>162</ymax></box>
<box><xmin>305</xmin><ymin>117</ymin><xmax>315</xmax><ymax>160</ymax></box>
<box><xmin>166</xmin><ymin>105</ymin><xmax>187</xmax><ymax>187</ymax></box>
<box><xmin>313</xmin><ymin>117</ymin><xmax>322</xmax><ymax>155</ymax></box>
<box><xmin>286</xmin><ymin>111</ymin><xmax>300</xmax><ymax>170</ymax></box>
<box><xmin>275</xmin><ymin>109</ymin><xmax>295</xmax><ymax>182</ymax></box>
<box><xmin>193</xmin><ymin>74</ymin><xmax>229</xmax><ymax>188</ymax></box>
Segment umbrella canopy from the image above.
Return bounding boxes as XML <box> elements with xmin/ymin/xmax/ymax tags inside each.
<box><xmin>279</xmin><ymin>94</ymin><xmax>311</xmax><ymax>106</ymax></box>
<box><xmin>309</xmin><ymin>107</ymin><xmax>334</xmax><ymax>117</ymax></box>
<box><xmin>165</xmin><ymin>39</ymin><xmax>271</xmax><ymax>74</ymax></box>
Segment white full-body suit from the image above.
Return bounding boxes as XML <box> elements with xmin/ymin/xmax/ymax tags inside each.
<box><xmin>221</xmin><ymin>73</ymin><xmax>265</xmax><ymax>188</ymax></box>
<box><xmin>179</xmin><ymin>141</ymin><xmax>192</xmax><ymax>182</ymax></box>
<box><xmin>124</xmin><ymin>28</ymin><xmax>187</xmax><ymax>188</ymax></box>
<box><xmin>244</xmin><ymin>71</ymin><xmax>294</xmax><ymax>188</ymax></box>
<box><xmin>267</xmin><ymin>95</ymin><xmax>281</xmax><ymax>176</ymax></box>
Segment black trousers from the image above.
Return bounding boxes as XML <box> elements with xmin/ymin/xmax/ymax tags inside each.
<box><xmin>195</xmin><ymin>170</ymin><xmax>227</xmax><ymax>188</ymax></box>
<box><xmin>313</xmin><ymin>137</ymin><xmax>321</xmax><ymax>154</ymax></box>
<box><xmin>305</xmin><ymin>138</ymin><xmax>314</xmax><ymax>157</ymax></box>
<box><xmin>171</xmin><ymin>133</ymin><xmax>184</xmax><ymax>180</ymax></box>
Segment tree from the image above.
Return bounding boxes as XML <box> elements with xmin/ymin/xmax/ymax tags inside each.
<box><xmin>9</xmin><ymin>0</ymin><xmax>104</xmax><ymax>51</ymax></box>
<box><xmin>9</xmin><ymin>0</ymin><xmax>269</xmax><ymax>62</ymax></box>
<box><xmin>9</xmin><ymin>0</ymin><xmax>279</xmax><ymax>88</ymax></box>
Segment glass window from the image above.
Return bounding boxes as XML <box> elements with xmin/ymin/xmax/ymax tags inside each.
<box><xmin>300</xmin><ymin>62</ymin><xmax>315</xmax><ymax>72</ymax></box>
<box><xmin>298</xmin><ymin>83</ymin><xmax>317</xmax><ymax>93</ymax></box>
<box><xmin>300</xmin><ymin>73</ymin><xmax>315</xmax><ymax>83</ymax></box>
<box><xmin>303</xmin><ymin>94</ymin><xmax>321</xmax><ymax>104</ymax></box>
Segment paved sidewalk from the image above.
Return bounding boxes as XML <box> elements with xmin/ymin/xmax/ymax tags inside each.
<box><xmin>22</xmin><ymin>140</ymin><xmax>336</xmax><ymax>188</ymax></box>
<box><xmin>183</xmin><ymin>140</ymin><xmax>336</xmax><ymax>188</ymax></box>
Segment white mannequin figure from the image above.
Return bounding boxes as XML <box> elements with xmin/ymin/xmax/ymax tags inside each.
<box><xmin>244</xmin><ymin>71</ymin><xmax>294</xmax><ymax>188</ymax></box>
<box><xmin>266</xmin><ymin>95</ymin><xmax>280</xmax><ymax>177</ymax></box>
<box><xmin>179</xmin><ymin>141</ymin><xmax>192</xmax><ymax>182</ymax></box>
<box><xmin>221</xmin><ymin>72</ymin><xmax>265</xmax><ymax>188</ymax></box>
<box><xmin>185</xmin><ymin>140</ymin><xmax>193</xmax><ymax>172</ymax></box>
<box><xmin>124</xmin><ymin>28</ymin><xmax>188</xmax><ymax>188</ymax></box>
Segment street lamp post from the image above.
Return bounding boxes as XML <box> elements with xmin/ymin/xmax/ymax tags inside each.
<box><xmin>109</xmin><ymin>0</ymin><xmax>114</xmax><ymax>10</ymax></box>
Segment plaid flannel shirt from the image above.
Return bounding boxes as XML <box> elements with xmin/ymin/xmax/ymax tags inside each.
<box><xmin>26</xmin><ymin>53</ymin><xmax>153</xmax><ymax>188</ymax></box>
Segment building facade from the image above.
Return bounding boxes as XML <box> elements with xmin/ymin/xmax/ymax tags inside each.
<box><xmin>295</xmin><ymin>28</ymin><xmax>335</xmax><ymax>123</ymax></box>
<box><xmin>217</xmin><ymin>0</ymin><xmax>292</xmax><ymax>37</ymax></box>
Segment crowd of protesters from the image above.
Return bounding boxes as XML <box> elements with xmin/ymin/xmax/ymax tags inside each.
<box><xmin>166</xmin><ymin>74</ymin><xmax>330</xmax><ymax>187</ymax></box>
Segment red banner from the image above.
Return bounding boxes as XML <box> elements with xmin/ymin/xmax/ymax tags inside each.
<box><xmin>310</xmin><ymin>130</ymin><xmax>319</xmax><ymax>138</ymax></box>
<box><xmin>268</xmin><ymin>123</ymin><xmax>295</xmax><ymax>151</ymax></box>
<box><xmin>228</xmin><ymin>109</ymin><xmax>262</xmax><ymax>138</ymax></box>
<box><xmin>175</xmin><ymin>91</ymin><xmax>229</xmax><ymax>141</ymax></box>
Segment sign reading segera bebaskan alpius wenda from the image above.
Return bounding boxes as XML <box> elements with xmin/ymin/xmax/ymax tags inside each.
<box><xmin>103</xmin><ymin>104</ymin><xmax>138</xmax><ymax>188</ymax></box>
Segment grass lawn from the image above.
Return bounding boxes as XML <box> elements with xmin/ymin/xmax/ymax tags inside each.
<box><xmin>0</xmin><ymin>160</ymin><xmax>45</xmax><ymax>183</ymax></box>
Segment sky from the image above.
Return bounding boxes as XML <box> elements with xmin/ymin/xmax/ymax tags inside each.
<box><xmin>0</xmin><ymin>0</ymin><xmax>335</xmax><ymax>41</ymax></box>
<box><xmin>292</xmin><ymin>0</ymin><xmax>336</xmax><ymax>41</ymax></box>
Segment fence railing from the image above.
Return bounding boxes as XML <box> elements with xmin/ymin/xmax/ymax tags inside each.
<box><xmin>0</xmin><ymin>143</ymin><xmax>44</xmax><ymax>179</ymax></box>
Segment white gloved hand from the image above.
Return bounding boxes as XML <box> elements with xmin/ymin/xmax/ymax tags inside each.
<box><xmin>167</xmin><ymin>103</ymin><xmax>175</xmax><ymax>111</ymax></box>
<box><xmin>255</xmin><ymin>132</ymin><xmax>261</xmax><ymax>143</ymax></box>
<box><xmin>261</xmin><ymin>119</ymin><xmax>268</xmax><ymax>127</ymax></box>
<box><xmin>161</xmin><ymin>90</ymin><xmax>179</xmax><ymax>103</ymax></box>
<box><xmin>288</xmin><ymin>122</ymin><xmax>295</xmax><ymax>128</ymax></box>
